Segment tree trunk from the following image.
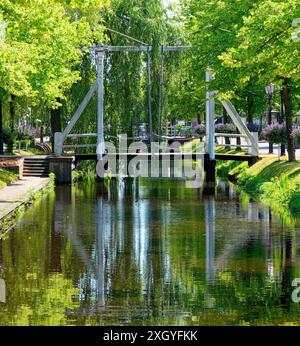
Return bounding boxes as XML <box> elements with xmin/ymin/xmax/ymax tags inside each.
<box><xmin>50</xmin><ymin>103</ymin><xmax>62</xmax><ymax>152</ymax></box>
<box><xmin>0</xmin><ymin>96</ymin><xmax>3</xmax><ymax>155</ymax></box>
<box><xmin>197</xmin><ymin>113</ymin><xmax>201</xmax><ymax>125</ymax></box>
<box><xmin>268</xmin><ymin>96</ymin><xmax>274</xmax><ymax>154</ymax></box>
<box><xmin>282</xmin><ymin>78</ymin><xmax>296</xmax><ymax>162</ymax></box>
<box><xmin>281</xmin><ymin>234</ymin><xmax>293</xmax><ymax>310</ymax></box>
<box><xmin>223</xmin><ymin>106</ymin><xmax>228</xmax><ymax>124</ymax></box>
<box><xmin>223</xmin><ymin>107</ymin><xmax>230</xmax><ymax>146</ymax></box>
<box><xmin>40</xmin><ymin>126</ymin><xmax>44</xmax><ymax>144</ymax></box>
<box><xmin>280</xmin><ymin>89</ymin><xmax>286</xmax><ymax>156</ymax></box>
<box><xmin>8</xmin><ymin>94</ymin><xmax>15</xmax><ymax>153</ymax></box>
<box><xmin>246</xmin><ymin>95</ymin><xmax>254</xmax><ymax>126</ymax></box>
<box><xmin>236</xmin><ymin>134</ymin><xmax>241</xmax><ymax>151</ymax></box>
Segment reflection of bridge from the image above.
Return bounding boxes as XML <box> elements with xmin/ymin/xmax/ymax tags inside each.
<box><xmin>50</xmin><ymin>181</ymin><xmax>276</xmax><ymax>319</ymax></box>
<box><xmin>0</xmin><ymin>240</ymin><xmax>5</xmax><ymax>303</ymax></box>
<box><xmin>51</xmin><ymin>45</ymin><xmax>259</xmax><ymax>187</ymax></box>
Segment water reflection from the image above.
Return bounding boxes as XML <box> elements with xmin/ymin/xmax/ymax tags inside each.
<box><xmin>0</xmin><ymin>179</ymin><xmax>300</xmax><ymax>325</ymax></box>
<box><xmin>0</xmin><ymin>239</ymin><xmax>5</xmax><ymax>303</ymax></box>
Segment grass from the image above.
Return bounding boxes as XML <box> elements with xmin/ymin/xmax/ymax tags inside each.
<box><xmin>215</xmin><ymin>147</ymin><xmax>247</xmax><ymax>178</ymax></box>
<box><xmin>234</xmin><ymin>157</ymin><xmax>300</xmax><ymax>218</ymax></box>
<box><xmin>0</xmin><ymin>169</ymin><xmax>18</xmax><ymax>189</ymax></box>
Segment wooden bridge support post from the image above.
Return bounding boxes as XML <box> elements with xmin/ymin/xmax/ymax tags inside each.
<box><xmin>204</xmin><ymin>71</ymin><xmax>216</xmax><ymax>194</ymax></box>
<box><xmin>49</xmin><ymin>156</ymin><xmax>74</xmax><ymax>184</ymax></box>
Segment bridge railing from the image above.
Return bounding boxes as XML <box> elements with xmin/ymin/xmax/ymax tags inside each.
<box><xmin>60</xmin><ymin>131</ymin><xmax>259</xmax><ymax>156</ymax></box>
<box><xmin>61</xmin><ymin>133</ymin><xmax>150</xmax><ymax>154</ymax></box>
<box><xmin>214</xmin><ymin>132</ymin><xmax>259</xmax><ymax>155</ymax></box>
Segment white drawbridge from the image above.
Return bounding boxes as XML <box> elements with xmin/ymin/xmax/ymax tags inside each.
<box><xmin>54</xmin><ymin>58</ymin><xmax>259</xmax><ymax>160</ymax></box>
<box><xmin>205</xmin><ymin>71</ymin><xmax>259</xmax><ymax>160</ymax></box>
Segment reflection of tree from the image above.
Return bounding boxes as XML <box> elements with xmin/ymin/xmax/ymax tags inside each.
<box><xmin>281</xmin><ymin>233</ymin><xmax>293</xmax><ymax>311</ymax></box>
<box><xmin>49</xmin><ymin>222</ymin><xmax>62</xmax><ymax>273</ymax></box>
<box><xmin>1</xmin><ymin>180</ymin><xmax>300</xmax><ymax>326</ymax></box>
<box><xmin>205</xmin><ymin>197</ymin><xmax>215</xmax><ymax>283</ymax></box>
<box><xmin>0</xmin><ymin>239</ymin><xmax>3</xmax><ymax>267</ymax></box>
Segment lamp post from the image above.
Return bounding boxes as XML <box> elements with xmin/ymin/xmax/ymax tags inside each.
<box><xmin>265</xmin><ymin>84</ymin><xmax>275</xmax><ymax>154</ymax></box>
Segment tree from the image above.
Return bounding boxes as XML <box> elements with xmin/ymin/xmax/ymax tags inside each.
<box><xmin>220</xmin><ymin>0</ymin><xmax>300</xmax><ymax>161</ymax></box>
<box><xmin>61</xmin><ymin>0</ymin><xmax>181</xmax><ymax>143</ymax></box>
<box><xmin>0</xmin><ymin>0</ymin><xmax>103</xmax><ymax>153</ymax></box>
<box><xmin>178</xmin><ymin>0</ymin><xmax>265</xmax><ymax>124</ymax></box>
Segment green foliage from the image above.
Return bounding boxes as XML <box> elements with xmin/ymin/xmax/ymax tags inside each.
<box><xmin>220</xmin><ymin>0</ymin><xmax>300</xmax><ymax>86</ymax></box>
<box><xmin>72</xmin><ymin>161</ymin><xmax>96</xmax><ymax>182</ymax></box>
<box><xmin>0</xmin><ymin>168</ymin><xmax>18</xmax><ymax>188</ymax></box>
<box><xmin>0</xmin><ymin>0</ymin><xmax>108</xmax><ymax>154</ymax></box>
<box><xmin>217</xmin><ymin>160</ymin><xmax>247</xmax><ymax>179</ymax></box>
<box><xmin>2</xmin><ymin>125</ymin><xmax>15</xmax><ymax>147</ymax></box>
<box><xmin>0</xmin><ymin>0</ymin><xmax>95</xmax><ymax>105</ymax></box>
<box><xmin>236</xmin><ymin>158</ymin><xmax>300</xmax><ymax>217</ymax></box>
<box><xmin>262</xmin><ymin>175</ymin><xmax>300</xmax><ymax>212</ymax></box>
<box><xmin>180</xmin><ymin>0</ymin><xmax>266</xmax><ymax>121</ymax></box>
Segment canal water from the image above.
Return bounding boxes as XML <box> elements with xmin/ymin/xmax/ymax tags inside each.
<box><xmin>0</xmin><ymin>179</ymin><xmax>300</xmax><ymax>326</ymax></box>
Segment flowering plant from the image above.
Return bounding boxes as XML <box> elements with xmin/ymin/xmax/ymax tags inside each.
<box><xmin>292</xmin><ymin>127</ymin><xmax>300</xmax><ymax>144</ymax></box>
<box><xmin>195</xmin><ymin>124</ymin><xmax>206</xmax><ymax>136</ymax></box>
<box><xmin>215</xmin><ymin>123</ymin><xmax>236</xmax><ymax>134</ymax></box>
<box><xmin>261</xmin><ymin>123</ymin><xmax>287</xmax><ymax>144</ymax></box>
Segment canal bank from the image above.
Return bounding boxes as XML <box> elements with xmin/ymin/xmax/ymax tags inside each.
<box><xmin>0</xmin><ymin>177</ymin><xmax>52</xmax><ymax>233</ymax></box>
<box><xmin>220</xmin><ymin>157</ymin><xmax>300</xmax><ymax>220</ymax></box>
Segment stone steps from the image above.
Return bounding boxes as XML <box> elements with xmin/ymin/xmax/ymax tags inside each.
<box><xmin>23</xmin><ymin>157</ymin><xmax>50</xmax><ymax>177</ymax></box>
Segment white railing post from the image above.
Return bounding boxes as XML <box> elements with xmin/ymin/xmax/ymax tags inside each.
<box><xmin>249</xmin><ymin>132</ymin><xmax>259</xmax><ymax>156</ymax></box>
<box><xmin>54</xmin><ymin>132</ymin><xmax>63</xmax><ymax>156</ymax></box>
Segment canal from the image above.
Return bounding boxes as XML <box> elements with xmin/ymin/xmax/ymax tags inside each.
<box><xmin>0</xmin><ymin>179</ymin><xmax>300</xmax><ymax>326</ymax></box>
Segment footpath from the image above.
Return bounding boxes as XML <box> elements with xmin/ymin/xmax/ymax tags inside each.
<box><xmin>0</xmin><ymin>177</ymin><xmax>50</xmax><ymax>223</ymax></box>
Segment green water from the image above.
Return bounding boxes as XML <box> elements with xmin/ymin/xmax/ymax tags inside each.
<box><xmin>0</xmin><ymin>179</ymin><xmax>300</xmax><ymax>326</ymax></box>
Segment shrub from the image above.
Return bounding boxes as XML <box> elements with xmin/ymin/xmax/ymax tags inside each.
<box><xmin>16</xmin><ymin>132</ymin><xmax>31</xmax><ymax>141</ymax></box>
<box><xmin>292</xmin><ymin>127</ymin><xmax>300</xmax><ymax>145</ymax></box>
<box><xmin>215</xmin><ymin>123</ymin><xmax>236</xmax><ymax>134</ymax></box>
<box><xmin>261</xmin><ymin>175</ymin><xmax>300</xmax><ymax>214</ymax></box>
<box><xmin>261</xmin><ymin>123</ymin><xmax>287</xmax><ymax>144</ymax></box>
<box><xmin>195</xmin><ymin>124</ymin><xmax>206</xmax><ymax>136</ymax></box>
<box><xmin>2</xmin><ymin>126</ymin><xmax>16</xmax><ymax>153</ymax></box>
<box><xmin>237</xmin><ymin>168</ymin><xmax>265</xmax><ymax>196</ymax></box>
<box><xmin>185</xmin><ymin>126</ymin><xmax>192</xmax><ymax>137</ymax></box>
<box><xmin>216</xmin><ymin>160</ymin><xmax>246</xmax><ymax>178</ymax></box>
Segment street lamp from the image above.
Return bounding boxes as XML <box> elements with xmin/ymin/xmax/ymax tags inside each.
<box><xmin>265</xmin><ymin>83</ymin><xmax>275</xmax><ymax>154</ymax></box>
